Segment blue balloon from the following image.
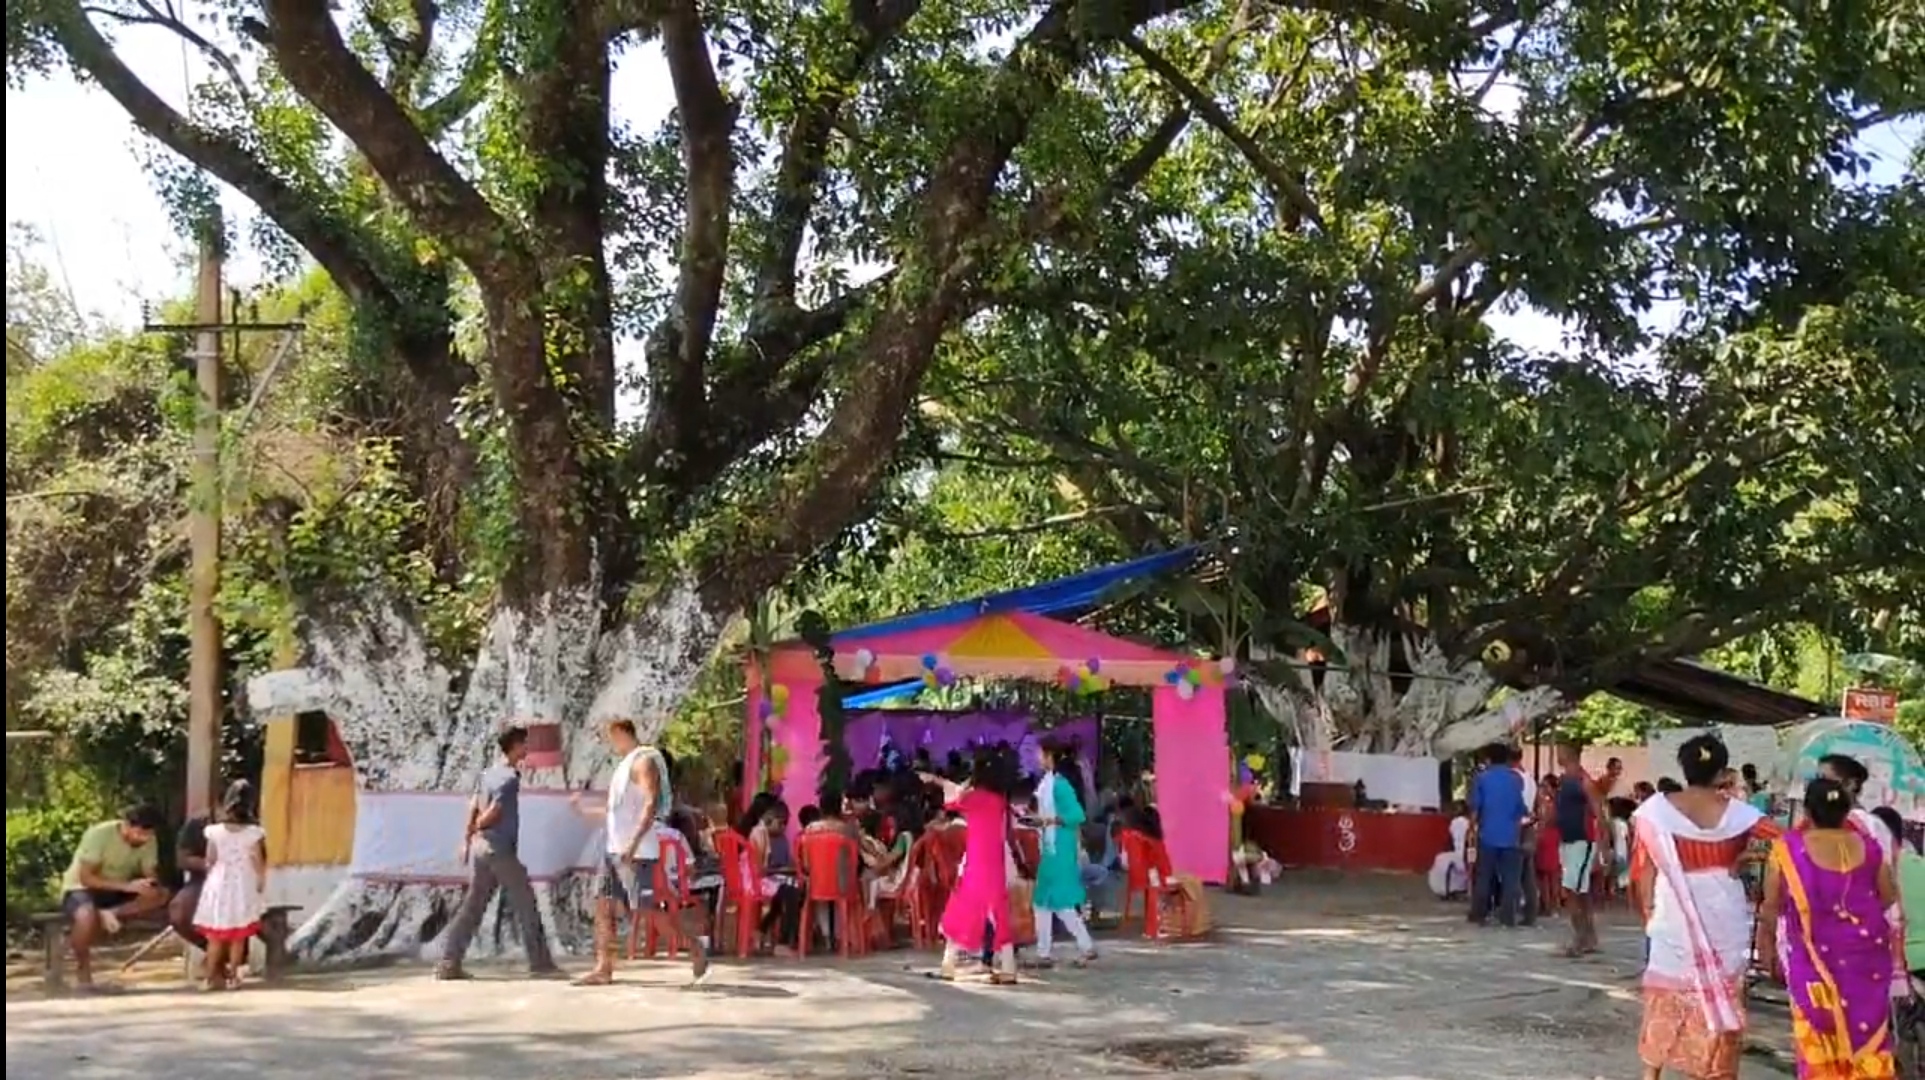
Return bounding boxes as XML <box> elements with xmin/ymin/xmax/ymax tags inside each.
<box><xmin>1164</xmin><ymin>670</ymin><xmax>1182</xmax><ymax>684</ymax></box>
<box><xmin>921</xmin><ymin>653</ymin><xmax>938</xmax><ymax>669</ymax></box>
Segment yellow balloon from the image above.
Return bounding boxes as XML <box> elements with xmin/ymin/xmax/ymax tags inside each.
<box><xmin>1245</xmin><ymin>753</ymin><xmax>1267</xmax><ymax>772</ymax></box>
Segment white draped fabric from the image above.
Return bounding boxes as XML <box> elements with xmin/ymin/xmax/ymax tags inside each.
<box><xmin>348</xmin><ymin>791</ymin><xmax>605</xmax><ymax>885</ymax></box>
<box><xmin>1634</xmin><ymin>796</ymin><xmax>1762</xmax><ymax>1031</ymax></box>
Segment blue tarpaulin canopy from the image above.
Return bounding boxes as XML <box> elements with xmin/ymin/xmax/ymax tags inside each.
<box><xmin>837</xmin><ymin>545</ymin><xmax>1202</xmax><ymax>707</ymax></box>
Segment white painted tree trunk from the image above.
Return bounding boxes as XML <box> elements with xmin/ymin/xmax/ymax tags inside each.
<box><xmin>1251</xmin><ymin>624</ymin><xmax>1564</xmax><ymax>761</ymax></box>
<box><xmin>245</xmin><ymin>581</ymin><xmax>722</xmax><ymax>964</ymax></box>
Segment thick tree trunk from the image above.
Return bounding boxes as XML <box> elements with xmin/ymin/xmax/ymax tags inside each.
<box><xmin>1252</xmin><ymin>624</ymin><xmax>1564</xmax><ymax>760</ymax></box>
<box><xmin>246</xmin><ymin>579</ymin><xmax>725</xmax><ymax>962</ymax></box>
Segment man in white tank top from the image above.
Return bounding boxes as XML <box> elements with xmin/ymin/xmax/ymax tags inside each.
<box><xmin>568</xmin><ymin>718</ymin><xmax>710</xmax><ymax>985</ymax></box>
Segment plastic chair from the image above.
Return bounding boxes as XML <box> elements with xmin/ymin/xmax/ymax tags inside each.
<box><xmin>714</xmin><ymin>830</ymin><xmax>766</xmax><ymax>958</ymax></box>
<box><xmin>1012</xmin><ymin>827</ymin><xmax>1041</xmax><ymax>880</ymax></box>
<box><xmin>628</xmin><ymin>832</ymin><xmax>697</xmax><ymax>959</ymax></box>
<box><xmin>904</xmin><ymin>831</ymin><xmax>957</xmax><ymax>949</ymax></box>
<box><xmin>933</xmin><ymin>825</ymin><xmax>968</xmax><ymax>867</ymax></box>
<box><xmin>1119</xmin><ymin>829</ymin><xmax>1188</xmax><ymax>941</ymax></box>
<box><xmin>797</xmin><ymin>831</ymin><xmax>865</xmax><ymax>958</ymax></box>
<box><xmin>865</xmin><ymin>839</ymin><xmax>916</xmax><ymax>950</ymax></box>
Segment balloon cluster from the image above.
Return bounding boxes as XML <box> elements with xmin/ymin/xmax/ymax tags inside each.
<box><xmin>1229</xmin><ymin>781</ymin><xmax>1261</xmax><ymax>816</ymax></box>
<box><xmin>849</xmin><ymin>647</ymin><xmax>889</xmax><ymax>684</ymax></box>
<box><xmin>755</xmin><ymin>682</ymin><xmax>793</xmax><ymax>723</ymax></box>
<box><xmin>1164</xmin><ymin>656</ymin><xmax>1236</xmax><ymax>700</ymax></box>
<box><xmin>919</xmin><ymin>653</ymin><xmax>958</xmax><ymax>690</ymax></box>
<box><xmin>1230</xmin><ymin>750</ymin><xmax>1266</xmax><ymax>816</ymax></box>
<box><xmin>1057</xmin><ymin>658</ymin><xmax>1109</xmax><ymax>695</ymax></box>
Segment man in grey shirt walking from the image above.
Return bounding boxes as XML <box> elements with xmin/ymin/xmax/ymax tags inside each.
<box><xmin>437</xmin><ymin>726</ymin><xmax>562</xmax><ymax>979</ymax></box>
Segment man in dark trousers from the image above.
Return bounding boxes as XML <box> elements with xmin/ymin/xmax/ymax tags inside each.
<box><xmin>436</xmin><ymin>726</ymin><xmax>562</xmax><ymax>979</ymax></box>
<box><xmin>168</xmin><ymin>807</ymin><xmax>211</xmax><ymax>955</ymax></box>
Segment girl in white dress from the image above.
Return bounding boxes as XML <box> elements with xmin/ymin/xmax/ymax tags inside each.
<box><xmin>192</xmin><ymin>780</ymin><xmax>267</xmax><ymax>990</ymax></box>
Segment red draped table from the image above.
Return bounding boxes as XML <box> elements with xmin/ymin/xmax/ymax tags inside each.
<box><xmin>1244</xmin><ymin>805</ymin><xmax>1449</xmax><ymax>874</ymax></box>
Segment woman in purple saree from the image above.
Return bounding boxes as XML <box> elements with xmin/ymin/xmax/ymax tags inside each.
<box><xmin>1759</xmin><ymin>778</ymin><xmax>1901</xmax><ymax>1080</ymax></box>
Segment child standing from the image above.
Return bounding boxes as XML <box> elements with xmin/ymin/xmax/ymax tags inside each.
<box><xmin>922</xmin><ymin>746</ymin><xmax>1019</xmax><ymax>984</ymax></box>
<box><xmin>192</xmin><ymin>780</ymin><xmax>267</xmax><ymax>990</ymax></box>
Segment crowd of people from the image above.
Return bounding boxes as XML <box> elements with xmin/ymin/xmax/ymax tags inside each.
<box><xmin>53</xmin><ymin>780</ymin><xmax>269</xmax><ymax>991</ymax></box>
<box><xmin>48</xmin><ymin>715</ymin><xmax>1921</xmax><ymax>1075</ymax></box>
<box><xmin>1439</xmin><ymin>733</ymin><xmax>1922</xmax><ymax>1079</ymax></box>
<box><xmin>428</xmin><ymin>720</ymin><xmax>1171</xmax><ymax>987</ymax></box>
<box><xmin>48</xmin><ymin>718</ymin><xmax>1174</xmax><ymax>993</ymax></box>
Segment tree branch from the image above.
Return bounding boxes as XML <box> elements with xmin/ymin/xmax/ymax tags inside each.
<box><xmin>901</xmin><ymin>504</ymin><xmax>1153</xmax><ymax>542</ymax></box>
<box><xmin>46</xmin><ymin>4</ymin><xmax>414</xmax><ymax>336</ymax></box>
<box><xmin>361</xmin><ymin>0</ymin><xmax>437</xmax><ymax>95</ymax></box>
<box><xmin>252</xmin><ymin>0</ymin><xmax>536</xmax><ymax>295</ymax></box>
<box><xmin>82</xmin><ymin>1</ymin><xmax>256</xmax><ymax>109</ymax></box>
<box><xmin>418</xmin><ymin>1</ymin><xmax>504</xmax><ymax>138</ymax></box>
<box><xmin>751</xmin><ymin>0</ymin><xmax>923</xmax><ymax>317</ymax></box>
<box><xmin>651</xmin><ymin>0</ymin><xmax>736</xmax><ymax>432</ymax></box>
<box><xmin>1120</xmin><ymin>30</ymin><xmax>1326</xmax><ymax>233</ymax></box>
<box><xmin>697</xmin><ymin>0</ymin><xmax>1214</xmax><ymax>610</ymax></box>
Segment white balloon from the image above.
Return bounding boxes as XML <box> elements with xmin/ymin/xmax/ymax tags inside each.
<box><xmin>854</xmin><ymin>647</ymin><xmax>875</xmax><ymax>669</ymax></box>
<box><xmin>1218</xmin><ymin>657</ymin><xmax>1236</xmax><ymax>675</ymax></box>
<box><xmin>1176</xmin><ymin>680</ymin><xmax>1197</xmax><ymax>700</ymax></box>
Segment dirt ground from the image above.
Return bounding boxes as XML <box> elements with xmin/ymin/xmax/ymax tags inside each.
<box><xmin>5</xmin><ymin>872</ymin><xmax>1797</xmax><ymax>1079</ymax></box>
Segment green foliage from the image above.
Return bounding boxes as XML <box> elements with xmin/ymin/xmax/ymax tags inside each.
<box><xmin>5</xmin><ymin>253</ymin><xmax>461</xmax><ymax>804</ymax></box>
<box><xmin>1559</xmin><ymin>694</ymin><xmax>1672</xmax><ymax>747</ymax></box>
<box><xmin>4</xmin><ymin>753</ymin><xmax>112</xmax><ymax>929</ymax></box>
<box><xmin>1898</xmin><ymin>700</ymin><xmax>1924</xmax><ymax>752</ymax></box>
<box><xmin>5</xmin><ymin>802</ymin><xmax>95</xmax><ymax>928</ymax></box>
<box><xmin>918</xmin><ymin>0</ymin><xmax>1925</xmax><ymax>703</ymax></box>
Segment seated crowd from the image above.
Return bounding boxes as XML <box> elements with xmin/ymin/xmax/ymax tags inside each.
<box><xmin>664</xmin><ymin>742</ymin><xmax>1172</xmax><ymax>957</ymax></box>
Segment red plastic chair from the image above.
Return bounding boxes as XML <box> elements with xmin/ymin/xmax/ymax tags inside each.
<box><xmin>797</xmin><ymin>831</ymin><xmax>866</xmax><ymax>958</ymax></box>
<box><xmin>626</xmin><ymin>832</ymin><xmax>699</xmax><ymax>959</ymax></box>
<box><xmin>1012</xmin><ymin>827</ymin><xmax>1041</xmax><ymax>880</ymax></box>
<box><xmin>900</xmin><ymin>832</ymin><xmax>951</xmax><ymax>949</ymax></box>
<box><xmin>932</xmin><ymin>824</ymin><xmax>968</xmax><ymax>869</ymax></box>
<box><xmin>714</xmin><ymin>830</ymin><xmax>766</xmax><ymax>958</ymax></box>
<box><xmin>1119</xmin><ymin>829</ymin><xmax>1189</xmax><ymax>940</ymax></box>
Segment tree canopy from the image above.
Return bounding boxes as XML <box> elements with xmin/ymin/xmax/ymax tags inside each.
<box><xmin>6</xmin><ymin>0</ymin><xmax>1921</xmax><ymax>752</ymax></box>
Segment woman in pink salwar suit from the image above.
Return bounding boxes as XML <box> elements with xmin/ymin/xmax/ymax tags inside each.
<box><xmin>923</xmin><ymin>746</ymin><xmax>1020</xmax><ymax>984</ymax></box>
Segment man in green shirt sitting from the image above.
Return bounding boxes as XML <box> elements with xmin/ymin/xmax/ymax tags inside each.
<box><xmin>59</xmin><ymin>805</ymin><xmax>170</xmax><ymax>988</ymax></box>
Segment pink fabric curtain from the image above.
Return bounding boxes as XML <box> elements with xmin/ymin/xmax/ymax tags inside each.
<box><xmin>1153</xmin><ymin>686</ymin><xmax>1230</xmax><ymax>883</ymax></box>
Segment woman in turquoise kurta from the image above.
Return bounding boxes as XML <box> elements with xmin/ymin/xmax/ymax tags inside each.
<box><xmin>1031</xmin><ymin>740</ymin><xmax>1098</xmax><ymax>967</ymax></box>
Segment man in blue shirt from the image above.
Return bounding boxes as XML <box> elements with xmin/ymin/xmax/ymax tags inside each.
<box><xmin>1467</xmin><ymin>742</ymin><xmax>1530</xmax><ymax>928</ymax></box>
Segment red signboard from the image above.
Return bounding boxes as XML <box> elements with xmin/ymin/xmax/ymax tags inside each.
<box><xmin>521</xmin><ymin>721</ymin><xmax>565</xmax><ymax>769</ymax></box>
<box><xmin>1841</xmin><ymin>687</ymin><xmax>1899</xmax><ymax>725</ymax></box>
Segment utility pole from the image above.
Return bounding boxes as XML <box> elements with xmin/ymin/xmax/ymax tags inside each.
<box><xmin>143</xmin><ymin>211</ymin><xmax>303</xmax><ymax>814</ymax></box>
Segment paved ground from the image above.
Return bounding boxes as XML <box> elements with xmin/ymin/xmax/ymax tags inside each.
<box><xmin>6</xmin><ymin>874</ymin><xmax>1795</xmax><ymax>1080</ymax></box>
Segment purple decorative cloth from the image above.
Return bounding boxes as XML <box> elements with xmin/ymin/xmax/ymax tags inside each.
<box><xmin>844</xmin><ymin>711</ymin><xmax>1097</xmax><ymax>790</ymax></box>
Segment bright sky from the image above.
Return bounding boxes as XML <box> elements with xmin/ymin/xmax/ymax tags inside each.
<box><xmin>5</xmin><ymin>25</ymin><xmax>1917</xmax><ymax>355</ymax></box>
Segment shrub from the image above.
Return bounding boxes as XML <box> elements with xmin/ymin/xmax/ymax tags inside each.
<box><xmin>4</xmin><ymin>802</ymin><xmax>98</xmax><ymax>930</ymax></box>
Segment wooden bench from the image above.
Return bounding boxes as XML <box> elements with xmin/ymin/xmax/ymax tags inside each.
<box><xmin>33</xmin><ymin>904</ymin><xmax>301</xmax><ymax>992</ymax></box>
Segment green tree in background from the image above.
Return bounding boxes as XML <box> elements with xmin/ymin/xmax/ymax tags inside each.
<box><xmin>919</xmin><ymin>3</ymin><xmax>1925</xmax><ymax>751</ymax></box>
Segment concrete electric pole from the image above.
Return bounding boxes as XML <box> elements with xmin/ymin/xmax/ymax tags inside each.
<box><xmin>143</xmin><ymin>211</ymin><xmax>303</xmax><ymax>814</ymax></box>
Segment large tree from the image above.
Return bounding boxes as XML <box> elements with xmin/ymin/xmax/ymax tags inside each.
<box><xmin>10</xmin><ymin>0</ymin><xmax>1350</xmax><ymax>957</ymax></box>
<box><xmin>924</xmin><ymin>0</ymin><xmax>1925</xmax><ymax>752</ymax></box>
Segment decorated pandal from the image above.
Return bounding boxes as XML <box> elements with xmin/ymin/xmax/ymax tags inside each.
<box><xmin>746</xmin><ymin>609</ymin><xmax>1234</xmax><ymax>884</ymax></box>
